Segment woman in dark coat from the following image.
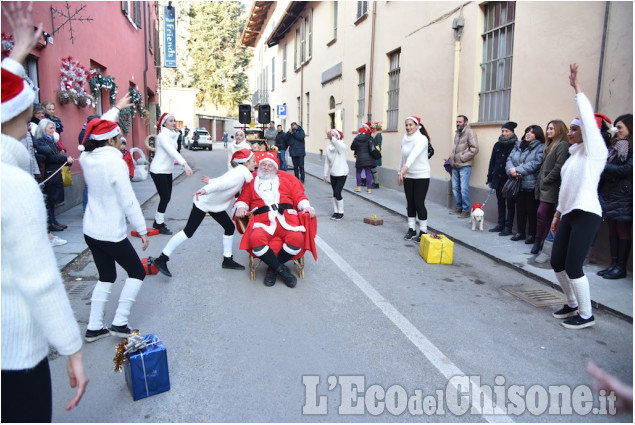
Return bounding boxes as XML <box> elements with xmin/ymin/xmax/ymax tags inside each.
<box><xmin>598</xmin><ymin>113</ymin><xmax>633</xmax><ymax>279</ymax></box>
<box><xmin>33</xmin><ymin>119</ymin><xmax>74</xmax><ymax>231</ymax></box>
<box><xmin>350</xmin><ymin>123</ymin><xmax>376</xmax><ymax>193</ymax></box>
<box><xmin>486</xmin><ymin>121</ymin><xmax>518</xmax><ymax>235</ymax></box>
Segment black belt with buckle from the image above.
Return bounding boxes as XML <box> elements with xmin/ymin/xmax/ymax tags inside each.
<box><xmin>252</xmin><ymin>203</ymin><xmax>293</xmax><ymax>215</ymax></box>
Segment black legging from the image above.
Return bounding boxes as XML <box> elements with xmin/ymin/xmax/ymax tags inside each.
<box><xmin>551</xmin><ymin>209</ymin><xmax>602</xmax><ymax>279</ymax></box>
<box><xmin>291</xmin><ymin>156</ymin><xmax>305</xmax><ymax>182</ymax></box>
<box><xmin>84</xmin><ymin>235</ymin><xmax>146</xmax><ymax>282</ymax></box>
<box><xmin>515</xmin><ymin>190</ymin><xmax>538</xmax><ymax>236</ymax></box>
<box><xmin>150</xmin><ymin>172</ymin><xmax>173</xmax><ymax>213</ymax></box>
<box><xmin>330</xmin><ymin>175</ymin><xmax>347</xmax><ymax>200</ymax></box>
<box><xmin>2</xmin><ymin>357</ymin><xmax>52</xmax><ymax>422</ymax></box>
<box><xmin>403</xmin><ymin>177</ymin><xmax>429</xmax><ymax>220</ymax></box>
<box><xmin>183</xmin><ymin>204</ymin><xmax>235</xmax><ymax>238</ymax></box>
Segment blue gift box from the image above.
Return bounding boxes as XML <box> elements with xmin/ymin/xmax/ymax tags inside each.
<box><xmin>124</xmin><ymin>334</ymin><xmax>170</xmax><ymax>401</ymax></box>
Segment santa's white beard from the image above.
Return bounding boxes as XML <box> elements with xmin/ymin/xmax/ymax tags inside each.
<box><xmin>258</xmin><ymin>167</ymin><xmax>277</xmax><ymax>180</ymax></box>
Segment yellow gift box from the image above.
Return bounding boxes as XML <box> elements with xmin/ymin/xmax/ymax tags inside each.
<box><xmin>419</xmin><ymin>234</ymin><xmax>454</xmax><ymax>264</ymax></box>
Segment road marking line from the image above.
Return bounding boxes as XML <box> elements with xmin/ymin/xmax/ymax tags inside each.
<box><xmin>315</xmin><ymin>235</ymin><xmax>513</xmax><ymax>422</ymax></box>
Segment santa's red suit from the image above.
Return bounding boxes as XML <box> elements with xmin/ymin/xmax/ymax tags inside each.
<box><xmin>234</xmin><ymin>170</ymin><xmax>317</xmax><ymax>260</ymax></box>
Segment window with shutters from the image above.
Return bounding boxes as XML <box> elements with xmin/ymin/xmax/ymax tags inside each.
<box><xmin>386</xmin><ymin>50</ymin><xmax>401</xmax><ymax>131</ymax></box>
<box><xmin>357</xmin><ymin>67</ymin><xmax>366</xmax><ymax>129</ymax></box>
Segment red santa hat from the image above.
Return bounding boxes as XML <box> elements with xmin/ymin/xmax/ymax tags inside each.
<box><xmin>1</xmin><ymin>67</ymin><xmax>35</xmax><ymax>123</ymax></box>
<box><xmin>405</xmin><ymin>116</ymin><xmax>422</xmax><ymax>126</ymax></box>
<box><xmin>258</xmin><ymin>151</ymin><xmax>279</xmax><ymax>169</ymax></box>
<box><xmin>571</xmin><ymin>113</ymin><xmax>612</xmax><ymax>130</ymax></box>
<box><xmin>79</xmin><ymin>118</ymin><xmax>121</xmax><ymax>151</ymax></box>
<box><xmin>235</xmin><ymin>129</ymin><xmax>246</xmax><ymax>139</ymax></box>
<box><xmin>331</xmin><ymin>129</ymin><xmax>343</xmax><ymax>140</ymax></box>
<box><xmin>156</xmin><ymin>112</ymin><xmax>174</xmax><ymax>132</ymax></box>
<box><xmin>231</xmin><ymin>148</ymin><xmax>254</xmax><ymax>164</ymax></box>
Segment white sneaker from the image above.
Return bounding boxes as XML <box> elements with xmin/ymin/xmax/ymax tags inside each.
<box><xmin>50</xmin><ymin>236</ymin><xmax>67</xmax><ymax>247</ymax></box>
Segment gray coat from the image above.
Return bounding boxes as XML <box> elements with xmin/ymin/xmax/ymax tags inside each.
<box><xmin>506</xmin><ymin>139</ymin><xmax>544</xmax><ymax>192</ymax></box>
<box><xmin>535</xmin><ymin>140</ymin><xmax>570</xmax><ymax>204</ymax></box>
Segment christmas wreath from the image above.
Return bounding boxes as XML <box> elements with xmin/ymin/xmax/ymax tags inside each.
<box><xmin>118</xmin><ymin>88</ymin><xmax>145</xmax><ymax>135</ymax></box>
<box><xmin>88</xmin><ymin>69</ymin><xmax>117</xmax><ymax>105</ymax></box>
<box><xmin>58</xmin><ymin>57</ymin><xmax>94</xmax><ymax>108</ymax></box>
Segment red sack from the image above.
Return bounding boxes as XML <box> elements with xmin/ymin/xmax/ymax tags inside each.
<box><xmin>141</xmin><ymin>257</ymin><xmax>158</xmax><ymax>275</ymax></box>
<box><xmin>131</xmin><ymin>228</ymin><xmax>160</xmax><ymax>237</ymax></box>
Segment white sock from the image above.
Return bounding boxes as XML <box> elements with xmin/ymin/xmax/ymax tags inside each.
<box><xmin>112</xmin><ymin>278</ymin><xmax>144</xmax><ymax>327</ymax></box>
<box><xmin>417</xmin><ymin>219</ymin><xmax>428</xmax><ymax>234</ymax></box>
<box><xmin>336</xmin><ymin>199</ymin><xmax>344</xmax><ymax>214</ymax></box>
<box><xmin>155</xmin><ymin>211</ymin><xmax>165</xmax><ymax>224</ymax></box>
<box><xmin>408</xmin><ymin>217</ymin><xmax>416</xmax><ymax>230</ymax></box>
<box><xmin>332</xmin><ymin>198</ymin><xmax>338</xmax><ymax>214</ymax></box>
<box><xmin>222</xmin><ymin>234</ymin><xmax>234</xmax><ymax>258</ymax></box>
<box><xmin>554</xmin><ymin>271</ymin><xmax>578</xmax><ymax>308</ymax></box>
<box><xmin>571</xmin><ymin>275</ymin><xmax>592</xmax><ymax>318</ymax></box>
<box><xmin>88</xmin><ymin>281</ymin><xmax>113</xmax><ymax>331</ymax></box>
<box><xmin>162</xmin><ymin>230</ymin><xmax>188</xmax><ymax>257</ymax></box>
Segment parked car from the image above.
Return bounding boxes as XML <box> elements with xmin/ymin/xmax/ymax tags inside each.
<box><xmin>186</xmin><ymin>128</ymin><xmax>212</xmax><ymax>150</ymax></box>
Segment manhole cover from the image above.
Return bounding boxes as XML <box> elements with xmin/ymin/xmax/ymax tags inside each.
<box><xmin>502</xmin><ymin>285</ymin><xmax>565</xmax><ymax>307</ymax></box>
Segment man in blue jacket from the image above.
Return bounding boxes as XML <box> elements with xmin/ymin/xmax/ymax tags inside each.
<box><xmin>287</xmin><ymin>122</ymin><xmax>306</xmax><ymax>183</ymax></box>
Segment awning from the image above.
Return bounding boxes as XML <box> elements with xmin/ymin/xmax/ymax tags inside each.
<box><xmin>240</xmin><ymin>1</ymin><xmax>275</xmax><ymax>47</ymax></box>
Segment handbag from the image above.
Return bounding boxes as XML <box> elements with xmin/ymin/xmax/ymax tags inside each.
<box><xmin>61</xmin><ymin>165</ymin><xmax>73</xmax><ymax>187</ymax></box>
<box><xmin>501</xmin><ymin>178</ymin><xmax>521</xmax><ymax>199</ymax></box>
<box><xmin>369</xmin><ymin>140</ymin><xmax>382</xmax><ymax>160</ymax></box>
<box><xmin>428</xmin><ymin>140</ymin><xmax>434</xmax><ymax>159</ymax></box>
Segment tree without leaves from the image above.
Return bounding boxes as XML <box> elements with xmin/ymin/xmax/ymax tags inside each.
<box><xmin>188</xmin><ymin>1</ymin><xmax>250</xmax><ymax>111</ymax></box>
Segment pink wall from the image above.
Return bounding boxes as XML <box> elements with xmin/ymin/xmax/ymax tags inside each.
<box><xmin>2</xmin><ymin>1</ymin><xmax>159</xmax><ymax>165</ymax></box>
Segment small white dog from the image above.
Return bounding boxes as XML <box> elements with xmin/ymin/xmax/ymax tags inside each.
<box><xmin>470</xmin><ymin>204</ymin><xmax>485</xmax><ymax>231</ymax></box>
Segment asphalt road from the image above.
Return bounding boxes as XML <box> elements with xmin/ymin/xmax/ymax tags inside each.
<box><xmin>51</xmin><ymin>147</ymin><xmax>633</xmax><ymax>423</ymax></box>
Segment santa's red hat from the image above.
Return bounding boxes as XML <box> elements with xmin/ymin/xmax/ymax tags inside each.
<box><xmin>156</xmin><ymin>112</ymin><xmax>173</xmax><ymax>132</ymax></box>
<box><xmin>79</xmin><ymin>118</ymin><xmax>121</xmax><ymax>151</ymax></box>
<box><xmin>405</xmin><ymin>116</ymin><xmax>422</xmax><ymax>126</ymax></box>
<box><xmin>1</xmin><ymin>67</ymin><xmax>35</xmax><ymax>123</ymax></box>
<box><xmin>231</xmin><ymin>148</ymin><xmax>254</xmax><ymax>164</ymax></box>
<box><xmin>258</xmin><ymin>151</ymin><xmax>279</xmax><ymax>169</ymax></box>
<box><xmin>571</xmin><ymin>113</ymin><xmax>612</xmax><ymax>131</ymax></box>
<box><xmin>331</xmin><ymin>129</ymin><xmax>343</xmax><ymax>140</ymax></box>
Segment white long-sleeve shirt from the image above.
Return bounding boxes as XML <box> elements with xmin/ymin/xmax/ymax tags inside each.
<box><xmin>81</xmin><ymin>146</ymin><xmax>147</xmax><ymax>241</ymax></box>
<box><xmin>1</xmin><ymin>134</ymin><xmax>82</xmax><ymax>370</ymax></box>
<box><xmin>400</xmin><ymin>131</ymin><xmax>430</xmax><ymax>179</ymax></box>
<box><xmin>194</xmin><ymin>164</ymin><xmax>254</xmax><ymax>212</ymax></box>
<box><xmin>228</xmin><ymin>140</ymin><xmax>251</xmax><ymax>171</ymax></box>
<box><xmin>323</xmin><ymin>136</ymin><xmax>349</xmax><ymax>177</ymax></box>
<box><xmin>150</xmin><ymin>129</ymin><xmax>187</xmax><ymax>174</ymax></box>
<box><xmin>557</xmin><ymin>93</ymin><xmax>608</xmax><ymax>217</ymax></box>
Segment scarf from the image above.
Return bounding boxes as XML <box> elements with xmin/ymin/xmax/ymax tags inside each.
<box><xmin>497</xmin><ymin>134</ymin><xmax>518</xmax><ymax>145</ymax></box>
<box><xmin>607</xmin><ymin>138</ymin><xmax>630</xmax><ymax>163</ymax></box>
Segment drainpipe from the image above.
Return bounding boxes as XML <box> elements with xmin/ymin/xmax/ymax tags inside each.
<box><xmin>451</xmin><ymin>7</ymin><xmax>465</xmax><ymax>132</ymax></box>
<box><xmin>595</xmin><ymin>1</ymin><xmax>610</xmax><ymax>111</ymax></box>
<box><xmin>143</xmin><ymin>1</ymin><xmax>149</xmax><ymax>146</ymax></box>
<box><xmin>367</xmin><ymin>1</ymin><xmax>377</xmax><ymax>123</ymax></box>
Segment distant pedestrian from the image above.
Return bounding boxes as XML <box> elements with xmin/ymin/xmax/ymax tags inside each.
<box><xmin>323</xmin><ymin>129</ymin><xmax>348</xmax><ymax>220</ymax></box>
<box><xmin>350</xmin><ymin>122</ymin><xmax>375</xmax><ymax>193</ymax></box>
<box><xmin>449</xmin><ymin>115</ymin><xmax>479</xmax><ymax>218</ymax></box>
<box><xmin>152</xmin><ymin>149</ymin><xmax>257</xmax><ymax>277</ymax></box>
<box><xmin>287</xmin><ymin>122</ymin><xmax>306</xmax><ymax>183</ymax></box>
<box><xmin>150</xmin><ymin>112</ymin><xmax>193</xmax><ymax>235</ymax></box>
<box><xmin>222</xmin><ymin>130</ymin><xmax>228</xmax><ymax>148</ymax></box>
<box><xmin>398</xmin><ymin>116</ymin><xmax>432</xmax><ymax>242</ymax></box>
<box><xmin>264</xmin><ymin>121</ymin><xmax>277</xmax><ymax>150</ymax></box>
<box><xmin>275</xmin><ymin>124</ymin><xmax>288</xmax><ymax>171</ymax></box>
<box><xmin>550</xmin><ymin>63</ymin><xmax>611</xmax><ymax>329</ymax></box>
<box><xmin>486</xmin><ymin>121</ymin><xmax>518</xmax><ymax>236</ymax></box>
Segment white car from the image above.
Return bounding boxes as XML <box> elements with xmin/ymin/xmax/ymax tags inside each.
<box><xmin>186</xmin><ymin>128</ymin><xmax>212</xmax><ymax>150</ymax></box>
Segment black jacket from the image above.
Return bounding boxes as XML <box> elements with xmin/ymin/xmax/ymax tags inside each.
<box><xmin>487</xmin><ymin>134</ymin><xmax>517</xmax><ymax>190</ymax></box>
<box><xmin>350</xmin><ymin>133</ymin><xmax>376</xmax><ymax>168</ymax></box>
<box><xmin>599</xmin><ymin>149</ymin><xmax>633</xmax><ymax>221</ymax></box>
<box><xmin>275</xmin><ymin>130</ymin><xmax>288</xmax><ymax>150</ymax></box>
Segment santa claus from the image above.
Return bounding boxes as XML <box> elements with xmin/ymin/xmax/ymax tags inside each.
<box><xmin>234</xmin><ymin>152</ymin><xmax>317</xmax><ymax>288</ymax></box>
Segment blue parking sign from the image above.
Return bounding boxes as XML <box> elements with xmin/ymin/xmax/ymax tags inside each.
<box><xmin>277</xmin><ymin>105</ymin><xmax>287</xmax><ymax>117</ymax></box>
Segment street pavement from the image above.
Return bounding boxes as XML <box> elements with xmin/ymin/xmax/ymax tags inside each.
<box><xmin>51</xmin><ymin>143</ymin><xmax>633</xmax><ymax>321</ymax></box>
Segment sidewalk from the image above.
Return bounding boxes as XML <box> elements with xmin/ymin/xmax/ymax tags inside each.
<box><xmin>301</xmin><ymin>155</ymin><xmax>633</xmax><ymax>322</ymax></box>
<box><xmin>51</xmin><ymin>155</ymin><xmax>632</xmax><ymax>321</ymax></box>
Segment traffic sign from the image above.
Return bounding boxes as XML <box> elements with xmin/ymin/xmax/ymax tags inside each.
<box><xmin>277</xmin><ymin>105</ymin><xmax>287</xmax><ymax>117</ymax></box>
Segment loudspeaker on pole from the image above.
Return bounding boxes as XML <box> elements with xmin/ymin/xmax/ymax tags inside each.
<box><xmin>258</xmin><ymin>104</ymin><xmax>271</xmax><ymax>124</ymax></box>
<box><xmin>238</xmin><ymin>104</ymin><xmax>251</xmax><ymax>124</ymax></box>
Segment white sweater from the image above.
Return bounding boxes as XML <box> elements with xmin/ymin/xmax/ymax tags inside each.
<box><xmin>400</xmin><ymin>131</ymin><xmax>430</xmax><ymax>179</ymax></box>
<box><xmin>149</xmin><ymin>129</ymin><xmax>187</xmax><ymax>174</ymax></box>
<box><xmin>557</xmin><ymin>93</ymin><xmax>608</xmax><ymax>217</ymax></box>
<box><xmin>323</xmin><ymin>136</ymin><xmax>350</xmax><ymax>177</ymax></box>
<box><xmin>194</xmin><ymin>164</ymin><xmax>254</xmax><ymax>212</ymax></box>
<box><xmin>1</xmin><ymin>134</ymin><xmax>82</xmax><ymax>370</ymax></box>
<box><xmin>81</xmin><ymin>146</ymin><xmax>147</xmax><ymax>241</ymax></box>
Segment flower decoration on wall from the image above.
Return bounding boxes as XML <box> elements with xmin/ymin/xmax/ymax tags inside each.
<box><xmin>1</xmin><ymin>33</ymin><xmax>14</xmax><ymax>59</ymax></box>
<box><xmin>88</xmin><ymin>69</ymin><xmax>117</xmax><ymax>105</ymax></box>
<box><xmin>58</xmin><ymin>56</ymin><xmax>94</xmax><ymax>108</ymax></box>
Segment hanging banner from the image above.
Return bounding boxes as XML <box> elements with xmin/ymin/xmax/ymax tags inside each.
<box><xmin>164</xmin><ymin>6</ymin><xmax>177</xmax><ymax>68</ymax></box>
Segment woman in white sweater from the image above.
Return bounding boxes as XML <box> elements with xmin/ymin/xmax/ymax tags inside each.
<box><xmin>323</xmin><ymin>129</ymin><xmax>349</xmax><ymax>220</ymax></box>
<box><xmin>227</xmin><ymin>129</ymin><xmax>251</xmax><ymax>171</ymax></box>
<box><xmin>550</xmin><ymin>64</ymin><xmax>611</xmax><ymax>330</ymax></box>
<box><xmin>152</xmin><ymin>149</ymin><xmax>256</xmax><ymax>277</ymax></box>
<box><xmin>150</xmin><ymin>112</ymin><xmax>193</xmax><ymax>234</ymax></box>
<box><xmin>398</xmin><ymin>116</ymin><xmax>432</xmax><ymax>242</ymax></box>
<box><xmin>80</xmin><ymin>116</ymin><xmax>151</xmax><ymax>341</ymax></box>
<box><xmin>1</xmin><ymin>5</ymin><xmax>87</xmax><ymax>419</ymax></box>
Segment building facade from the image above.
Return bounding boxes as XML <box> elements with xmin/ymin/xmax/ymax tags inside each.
<box><xmin>1</xmin><ymin>1</ymin><xmax>161</xmax><ymax>209</ymax></box>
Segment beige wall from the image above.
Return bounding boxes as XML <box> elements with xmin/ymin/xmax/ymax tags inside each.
<box><xmin>247</xmin><ymin>1</ymin><xmax>633</xmax><ymax>191</ymax></box>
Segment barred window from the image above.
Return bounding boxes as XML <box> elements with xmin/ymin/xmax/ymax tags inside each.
<box><xmin>357</xmin><ymin>66</ymin><xmax>366</xmax><ymax>129</ymax></box>
<box><xmin>356</xmin><ymin>1</ymin><xmax>368</xmax><ymax>20</ymax></box>
<box><xmin>479</xmin><ymin>1</ymin><xmax>515</xmax><ymax>122</ymax></box>
<box><xmin>332</xmin><ymin>2</ymin><xmax>338</xmax><ymax>39</ymax></box>
<box><xmin>386</xmin><ymin>50</ymin><xmax>401</xmax><ymax>131</ymax></box>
